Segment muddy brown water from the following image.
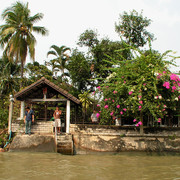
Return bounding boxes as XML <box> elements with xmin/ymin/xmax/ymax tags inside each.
<box><xmin>0</xmin><ymin>152</ymin><xmax>180</xmax><ymax>180</ymax></box>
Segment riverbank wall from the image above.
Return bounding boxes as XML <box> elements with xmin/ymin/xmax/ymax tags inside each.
<box><xmin>70</xmin><ymin>124</ymin><xmax>180</xmax><ymax>153</ymax></box>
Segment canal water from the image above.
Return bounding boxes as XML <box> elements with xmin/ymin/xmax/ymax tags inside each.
<box><xmin>0</xmin><ymin>152</ymin><xmax>180</xmax><ymax>180</ymax></box>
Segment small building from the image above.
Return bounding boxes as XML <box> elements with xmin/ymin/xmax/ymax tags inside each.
<box><xmin>10</xmin><ymin>77</ymin><xmax>81</xmax><ymax>134</ymax></box>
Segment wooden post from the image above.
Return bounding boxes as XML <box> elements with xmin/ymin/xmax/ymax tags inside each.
<box><xmin>45</xmin><ymin>102</ymin><xmax>48</xmax><ymax>120</ymax></box>
<box><xmin>66</xmin><ymin>100</ymin><xmax>70</xmax><ymax>133</ymax></box>
<box><xmin>8</xmin><ymin>95</ymin><xmax>14</xmax><ymax>134</ymax></box>
<box><xmin>20</xmin><ymin>101</ymin><xmax>25</xmax><ymax>120</ymax></box>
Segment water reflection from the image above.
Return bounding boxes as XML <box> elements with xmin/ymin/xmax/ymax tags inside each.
<box><xmin>0</xmin><ymin>152</ymin><xmax>180</xmax><ymax>180</ymax></box>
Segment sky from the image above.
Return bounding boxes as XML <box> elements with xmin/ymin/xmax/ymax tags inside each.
<box><xmin>0</xmin><ymin>0</ymin><xmax>180</xmax><ymax>72</ymax></box>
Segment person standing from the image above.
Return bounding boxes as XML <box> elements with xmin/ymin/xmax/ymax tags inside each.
<box><xmin>53</xmin><ymin>106</ymin><xmax>62</xmax><ymax>133</ymax></box>
<box><xmin>24</xmin><ymin>107</ymin><xmax>34</xmax><ymax>135</ymax></box>
<box><xmin>91</xmin><ymin>110</ymin><xmax>98</xmax><ymax>123</ymax></box>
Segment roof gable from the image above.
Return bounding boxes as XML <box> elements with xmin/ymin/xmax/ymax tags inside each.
<box><xmin>14</xmin><ymin>77</ymin><xmax>81</xmax><ymax>104</ymax></box>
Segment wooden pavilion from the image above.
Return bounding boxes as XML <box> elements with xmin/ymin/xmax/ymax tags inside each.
<box><xmin>14</xmin><ymin>77</ymin><xmax>81</xmax><ymax>133</ymax></box>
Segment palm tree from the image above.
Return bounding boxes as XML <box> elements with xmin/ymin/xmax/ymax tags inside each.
<box><xmin>47</xmin><ymin>45</ymin><xmax>70</xmax><ymax>81</ymax></box>
<box><xmin>0</xmin><ymin>2</ymin><xmax>48</xmax><ymax>87</ymax></box>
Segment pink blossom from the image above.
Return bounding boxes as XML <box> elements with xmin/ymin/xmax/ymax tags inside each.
<box><xmin>110</xmin><ymin>112</ymin><xmax>114</xmax><ymax>116</ymax></box>
<box><xmin>129</xmin><ymin>91</ymin><xmax>133</xmax><ymax>95</ymax></box>
<box><xmin>164</xmin><ymin>104</ymin><xmax>167</xmax><ymax>108</ymax></box>
<box><xmin>106</xmin><ymin>86</ymin><xmax>109</xmax><ymax>88</ymax></box>
<box><xmin>122</xmin><ymin>76</ymin><xmax>124</xmax><ymax>79</ymax></box>
<box><xmin>120</xmin><ymin>111</ymin><xmax>123</xmax><ymax>115</ymax></box>
<box><xmin>170</xmin><ymin>74</ymin><xmax>180</xmax><ymax>81</ymax></box>
<box><xmin>143</xmin><ymin>83</ymin><xmax>147</xmax><ymax>86</ymax></box>
<box><xmin>162</xmin><ymin>109</ymin><xmax>165</xmax><ymax>111</ymax></box>
<box><xmin>178</xmin><ymin>83</ymin><xmax>180</xmax><ymax>87</ymax></box>
<box><xmin>112</xmin><ymin>100</ymin><xmax>115</xmax><ymax>102</ymax></box>
<box><xmin>92</xmin><ymin>91</ymin><xmax>95</xmax><ymax>95</ymax></box>
<box><xmin>116</xmin><ymin>105</ymin><xmax>120</xmax><ymax>109</ymax></box>
<box><xmin>104</xmin><ymin>98</ymin><xmax>108</xmax><ymax>101</ymax></box>
<box><xmin>172</xmin><ymin>86</ymin><xmax>177</xmax><ymax>90</ymax></box>
<box><xmin>139</xmin><ymin>101</ymin><xmax>143</xmax><ymax>104</ymax></box>
<box><xmin>124</xmin><ymin>81</ymin><xmax>126</xmax><ymax>84</ymax></box>
<box><xmin>113</xmin><ymin>90</ymin><xmax>117</xmax><ymax>94</ymax></box>
<box><xmin>157</xmin><ymin>75</ymin><xmax>161</xmax><ymax>79</ymax></box>
<box><xmin>97</xmin><ymin>104</ymin><xmax>100</xmax><ymax>107</ymax></box>
<box><xmin>99</xmin><ymin>111</ymin><xmax>101</xmax><ymax>113</ymax></box>
<box><xmin>138</xmin><ymin>95</ymin><xmax>142</xmax><ymax>99</ymax></box>
<box><xmin>138</xmin><ymin>121</ymin><xmax>143</xmax><ymax>125</ymax></box>
<box><xmin>133</xmin><ymin>119</ymin><xmax>137</xmax><ymax>122</ymax></box>
<box><xmin>135</xmin><ymin>124</ymin><xmax>139</xmax><ymax>127</ymax></box>
<box><xmin>96</xmin><ymin>113</ymin><xmax>100</xmax><ymax>118</ymax></box>
<box><xmin>158</xmin><ymin>118</ymin><xmax>161</xmax><ymax>122</ymax></box>
<box><xmin>97</xmin><ymin>86</ymin><xmax>101</xmax><ymax>90</ymax></box>
<box><xmin>139</xmin><ymin>106</ymin><xmax>142</xmax><ymax>109</ymax></box>
<box><xmin>104</xmin><ymin>105</ymin><xmax>108</xmax><ymax>109</ymax></box>
<box><xmin>163</xmin><ymin>82</ymin><xmax>170</xmax><ymax>89</ymax></box>
<box><xmin>109</xmin><ymin>98</ymin><xmax>111</xmax><ymax>100</ymax></box>
<box><xmin>163</xmin><ymin>71</ymin><xmax>166</xmax><ymax>74</ymax></box>
<box><xmin>123</xmin><ymin>108</ymin><xmax>127</xmax><ymax>111</ymax></box>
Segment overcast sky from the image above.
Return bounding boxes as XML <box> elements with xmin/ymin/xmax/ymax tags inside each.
<box><xmin>0</xmin><ymin>0</ymin><xmax>180</xmax><ymax>72</ymax></box>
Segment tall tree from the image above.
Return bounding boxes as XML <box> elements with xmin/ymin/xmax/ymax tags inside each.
<box><xmin>0</xmin><ymin>1</ymin><xmax>48</xmax><ymax>86</ymax></box>
<box><xmin>115</xmin><ymin>10</ymin><xmax>154</xmax><ymax>47</ymax></box>
<box><xmin>47</xmin><ymin>45</ymin><xmax>70</xmax><ymax>82</ymax></box>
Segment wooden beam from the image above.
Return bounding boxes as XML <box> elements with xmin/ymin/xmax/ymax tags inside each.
<box><xmin>28</xmin><ymin>98</ymin><xmax>67</xmax><ymax>102</ymax></box>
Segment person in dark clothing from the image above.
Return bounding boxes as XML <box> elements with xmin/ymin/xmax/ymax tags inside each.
<box><xmin>24</xmin><ymin>107</ymin><xmax>34</xmax><ymax>135</ymax></box>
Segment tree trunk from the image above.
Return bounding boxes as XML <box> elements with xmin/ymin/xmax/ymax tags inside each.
<box><xmin>140</xmin><ymin>111</ymin><xmax>144</xmax><ymax>135</ymax></box>
<box><xmin>20</xmin><ymin>61</ymin><xmax>24</xmax><ymax>88</ymax></box>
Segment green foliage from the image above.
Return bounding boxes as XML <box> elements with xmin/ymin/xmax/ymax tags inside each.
<box><xmin>67</xmin><ymin>49</ymin><xmax>92</xmax><ymax>92</ymax></box>
<box><xmin>25</xmin><ymin>61</ymin><xmax>53</xmax><ymax>85</ymax></box>
<box><xmin>115</xmin><ymin>10</ymin><xmax>154</xmax><ymax>47</ymax></box>
<box><xmin>0</xmin><ymin>98</ymin><xmax>9</xmax><ymax>129</ymax></box>
<box><xmin>97</xmin><ymin>44</ymin><xmax>180</xmax><ymax>125</ymax></box>
<box><xmin>47</xmin><ymin>45</ymin><xmax>70</xmax><ymax>82</ymax></box>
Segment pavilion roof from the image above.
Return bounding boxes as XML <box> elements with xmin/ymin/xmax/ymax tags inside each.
<box><xmin>14</xmin><ymin>77</ymin><xmax>81</xmax><ymax>104</ymax></box>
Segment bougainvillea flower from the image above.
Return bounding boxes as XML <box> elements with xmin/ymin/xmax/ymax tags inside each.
<box><xmin>96</xmin><ymin>113</ymin><xmax>100</xmax><ymax>118</ymax></box>
<box><xmin>110</xmin><ymin>112</ymin><xmax>114</xmax><ymax>116</ymax></box>
<box><xmin>139</xmin><ymin>106</ymin><xmax>142</xmax><ymax>109</ymax></box>
<box><xmin>129</xmin><ymin>91</ymin><xmax>133</xmax><ymax>95</ymax></box>
<box><xmin>143</xmin><ymin>83</ymin><xmax>147</xmax><ymax>86</ymax></box>
<box><xmin>138</xmin><ymin>121</ymin><xmax>142</xmax><ymax>125</ymax></box>
<box><xmin>170</xmin><ymin>74</ymin><xmax>180</xmax><ymax>81</ymax></box>
<box><xmin>120</xmin><ymin>111</ymin><xmax>123</xmax><ymax>115</ymax></box>
<box><xmin>117</xmin><ymin>105</ymin><xmax>120</xmax><ymax>108</ymax></box>
<box><xmin>163</xmin><ymin>81</ymin><xmax>170</xmax><ymax>89</ymax></box>
<box><xmin>157</xmin><ymin>118</ymin><xmax>161</xmax><ymax>122</ymax></box>
<box><xmin>113</xmin><ymin>90</ymin><xmax>117</xmax><ymax>94</ymax></box>
<box><xmin>109</xmin><ymin>98</ymin><xmax>111</xmax><ymax>100</ymax></box>
<box><xmin>112</xmin><ymin>100</ymin><xmax>115</xmax><ymax>102</ymax></box>
<box><xmin>172</xmin><ymin>86</ymin><xmax>177</xmax><ymax>90</ymax></box>
<box><xmin>135</xmin><ymin>124</ymin><xmax>139</xmax><ymax>127</ymax></box>
<box><xmin>139</xmin><ymin>101</ymin><xmax>143</xmax><ymax>104</ymax></box>
<box><xmin>92</xmin><ymin>91</ymin><xmax>95</xmax><ymax>95</ymax></box>
<box><xmin>97</xmin><ymin>104</ymin><xmax>100</xmax><ymax>107</ymax></box>
<box><xmin>123</xmin><ymin>108</ymin><xmax>127</xmax><ymax>111</ymax></box>
<box><xmin>104</xmin><ymin>98</ymin><xmax>108</xmax><ymax>101</ymax></box>
<box><xmin>133</xmin><ymin>119</ymin><xmax>136</xmax><ymax>122</ymax></box>
<box><xmin>97</xmin><ymin>86</ymin><xmax>101</xmax><ymax>90</ymax></box>
<box><xmin>99</xmin><ymin>111</ymin><xmax>101</xmax><ymax>113</ymax></box>
<box><xmin>104</xmin><ymin>105</ymin><xmax>108</xmax><ymax>109</ymax></box>
<box><xmin>124</xmin><ymin>81</ymin><xmax>126</xmax><ymax>84</ymax></box>
<box><xmin>163</xmin><ymin>71</ymin><xmax>166</xmax><ymax>74</ymax></box>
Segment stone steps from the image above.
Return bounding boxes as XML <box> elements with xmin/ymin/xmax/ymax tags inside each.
<box><xmin>56</xmin><ymin>134</ymin><xmax>73</xmax><ymax>155</ymax></box>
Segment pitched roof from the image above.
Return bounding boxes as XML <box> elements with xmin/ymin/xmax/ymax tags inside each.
<box><xmin>14</xmin><ymin>77</ymin><xmax>81</xmax><ymax>104</ymax></box>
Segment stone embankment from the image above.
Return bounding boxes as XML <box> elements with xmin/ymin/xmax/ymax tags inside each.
<box><xmin>10</xmin><ymin>134</ymin><xmax>56</xmax><ymax>152</ymax></box>
<box><xmin>70</xmin><ymin>124</ymin><xmax>180</xmax><ymax>153</ymax></box>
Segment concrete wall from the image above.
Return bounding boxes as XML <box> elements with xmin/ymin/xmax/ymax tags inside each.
<box><xmin>12</xmin><ymin>121</ymin><xmax>54</xmax><ymax>134</ymax></box>
<box><xmin>70</xmin><ymin>124</ymin><xmax>180</xmax><ymax>153</ymax></box>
